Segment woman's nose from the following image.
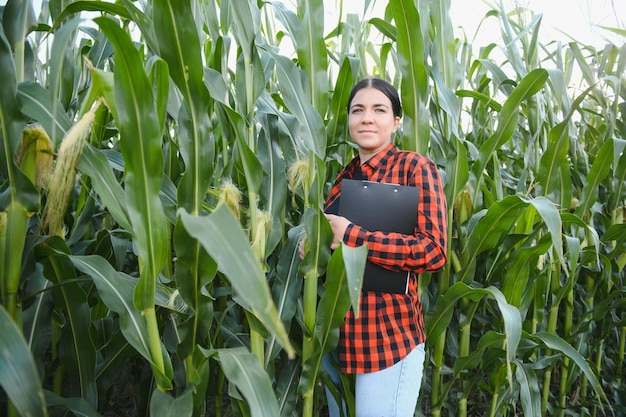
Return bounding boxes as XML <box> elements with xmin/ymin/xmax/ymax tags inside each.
<box><xmin>360</xmin><ymin>109</ymin><xmax>374</xmax><ymax>122</ymax></box>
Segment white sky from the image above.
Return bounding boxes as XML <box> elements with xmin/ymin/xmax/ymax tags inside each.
<box><xmin>450</xmin><ymin>0</ymin><xmax>626</xmax><ymax>47</ymax></box>
<box><xmin>323</xmin><ymin>0</ymin><xmax>626</xmax><ymax>49</ymax></box>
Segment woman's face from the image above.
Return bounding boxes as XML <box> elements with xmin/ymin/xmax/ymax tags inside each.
<box><xmin>348</xmin><ymin>87</ymin><xmax>400</xmax><ymax>161</ymax></box>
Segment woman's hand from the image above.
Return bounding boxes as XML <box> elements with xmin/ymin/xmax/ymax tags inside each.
<box><xmin>298</xmin><ymin>214</ymin><xmax>351</xmax><ymax>259</ymax></box>
<box><xmin>326</xmin><ymin>214</ymin><xmax>350</xmax><ymax>250</ymax></box>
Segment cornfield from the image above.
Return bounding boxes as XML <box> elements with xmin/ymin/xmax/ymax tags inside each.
<box><xmin>0</xmin><ymin>0</ymin><xmax>624</xmax><ymax>416</ymax></box>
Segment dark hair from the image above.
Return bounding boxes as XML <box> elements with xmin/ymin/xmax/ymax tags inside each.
<box><xmin>347</xmin><ymin>77</ymin><xmax>402</xmax><ymax>118</ymax></box>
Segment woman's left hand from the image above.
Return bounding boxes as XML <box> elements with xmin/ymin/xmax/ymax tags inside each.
<box><xmin>326</xmin><ymin>214</ymin><xmax>351</xmax><ymax>250</ymax></box>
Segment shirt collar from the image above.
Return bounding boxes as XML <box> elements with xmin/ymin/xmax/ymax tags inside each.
<box><xmin>341</xmin><ymin>143</ymin><xmax>398</xmax><ymax>180</ymax></box>
<box><xmin>360</xmin><ymin>143</ymin><xmax>397</xmax><ymax>172</ymax></box>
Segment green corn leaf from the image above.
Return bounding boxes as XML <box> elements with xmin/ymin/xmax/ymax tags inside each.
<box><xmin>173</xmin><ymin>215</ymin><xmax>218</xmax><ymax>358</ymax></box>
<box><xmin>2</xmin><ymin>0</ymin><xmax>36</xmax><ymax>47</ymax></box>
<box><xmin>153</xmin><ymin>0</ymin><xmax>213</xmax><ymax>161</ymax></box>
<box><xmin>0</xmin><ymin>305</ymin><xmax>47</xmax><ymax>417</ymax></box>
<box><xmin>149</xmin><ymin>387</ymin><xmax>194</xmax><ymax>417</ymax></box>
<box><xmin>69</xmin><ymin>254</ymin><xmax>173</xmax><ymax>388</ymax></box>
<box><xmin>178</xmin><ymin>205</ymin><xmax>295</xmax><ymax>357</ymax></box>
<box><xmin>93</xmin><ymin>331</ymin><xmax>136</xmax><ymax>393</ymax></box>
<box><xmin>462</xmin><ymin>195</ymin><xmax>563</xmax><ymax>281</ymax></box>
<box><xmin>569</xmin><ymin>43</ymin><xmax>602</xmax><ymax>99</ymax></box>
<box><xmin>299</xmin><ymin>206</ymin><xmax>332</xmax><ymax>278</ymax></box>
<box><xmin>49</xmin><ymin>16</ymin><xmax>78</xmax><ymax>114</ymax></box>
<box><xmin>341</xmin><ymin>243</ymin><xmax>367</xmax><ymax>318</ymax></box>
<box><xmin>37</xmin><ymin>237</ymin><xmax>98</xmax><ymax>406</ymax></box>
<box><xmin>445</xmin><ymin>136</ymin><xmax>469</xmax><ymax>215</ymax></box>
<box><xmin>0</xmin><ymin>22</ymin><xmax>37</xmax><ymax>324</ymax></box>
<box><xmin>295</xmin><ymin>0</ymin><xmax>328</xmax><ymax>115</ymax></box>
<box><xmin>146</xmin><ymin>56</ymin><xmax>170</xmax><ymax>132</ymax></box>
<box><xmin>453</xmin><ymin>331</ymin><xmax>505</xmax><ymax>374</ymax></box>
<box><xmin>216</xmin><ymin>347</ymin><xmax>280</xmax><ymax>417</ymax></box>
<box><xmin>612</xmin><ymin>141</ymin><xmax>626</xmax><ymax>213</ymax></box>
<box><xmin>277</xmin><ymin>230</ymin><xmax>305</xmax><ymax>311</ymax></box>
<box><xmin>267</xmin><ymin>226</ymin><xmax>304</xmax><ymax>364</ymax></box>
<box><xmin>461</xmin><ymin>196</ymin><xmax>528</xmax><ymax>280</ymax></box>
<box><xmin>526</xmin><ymin>196</ymin><xmax>564</xmax><ymax>266</ymax></box>
<box><xmin>276</xmin><ymin>359</ymin><xmax>300</xmax><ymax>416</ymax></box>
<box><xmin>514</xmin><ymin>360</ymin><xmax>542</xmax><ymax>417</ymax></box>
<box><xmin>326</xmin><ymin>56</ymin><xmax>357</xmax><ymax>151</ymax></box>
<box><xmin>270</xmin><ymin>1</ymin><xmax>300</xmax><ymax>40</ymax></box>
<box><xmin>21</xmin><ymin>272</ymin><xmax>53</xmax><ymax>363</ymax></box>
<box><xmin>82</xmin><ymin>64</ymin><xmax>116</xmax><ymax>121</ymax></box>
<box><xmin>438</xmin><ymin>331</ymin><xmax>506</xmax><ymax>406</ymax></box>
<box><xmin>533</xmin><ymin>332</ymin><xmax>611</xmax><ymax>411</ymax></box>
<box><xmin>476</xmin><ymin>59</ymin><xmax>515</xmax><ymax>95</ymax></box>
<box><xmin>538</xmin><ymin>86</ymin><xmax>593</xmax><ymax>204</ymax></box>
<box><xmin>234</xmin><ymin>131</ymin><xmax>264</xmax><ymax>195</ymax></box>
<box><xmin>576</xmin><ymin>137</ymin><xmax>613</xmax><ymax>216</ymax></box>
<box><xmin>268</xmin><ymin>51</ymin><xmax>326</xmax><ymax>158</ymax></box>
<box><xmin>473</xmin><ymin>68</ymin><xmax>549</xmax><ymax>180</ymax></box>
<box><xmin>537</xmin><ymin>118</ymin><xmax>572</xmax><ymax>203</ymax></box>
<box><xmin>368</xmin><ymin>17</ymin><xmax>397</xmax><ymax>39</ymax></box>
<box><xmin>203</xmin><ymin>66</ymin><xmax>231</xmax><ymax>105</ymax></box>
<box><xmin>562</xmin><ymin>212</ymin><xmax>600</xmax><ymax>266</ymax></box>
<box><xmin>497</xmin><ymin>1</ymin><xmax>529</xmax><ymax>76</ymax></box>
<box><xmin>152</xmin><ymin>0</ymin><xmax>218</xmax><ymax>362</ymax></box>
<box><xmin>229</xmin><ymin>0</ymin><xmax>265</xmax><ymax>117</ymax></box>
<box><xmin>426</xmin><ymin>282</ymin><xmax>522</xmax><ymax>364</ymax></box>
<box><xmin>256</xmin><ymin>113</ymin><xmax>288</xmax><ymax>254</ymax></box>
<box><xmin>16</xmin><ymin>81</ymin><xmax>72</xmax><ymax>145</ymax></box>
<box><xmin>50</xmin><ymin>1</ymin><xmax>132</xmax><ymax>32</ymax></box>
<box><xmin>2</xmin><ymin>0</ymin><xmax>36</xmax><ymax>83</ymax></box>
<box><xmin>0</xmin><ymin>26</ymin><xmax>26</xmax><ymax>204</ymax></box>
<box><xmin>228</xmin><ymin>0</ymin><xmax>259</xmax><ymax>60</ymax></box>
<box><xmin>429</xmin><ymin>0</ymin><xmax>459</xmax><ymax>87</ymax></box>
<box><xmin>300</xmin><ymin>244</ymin><xmax>353</xmax><ymax>396</ymax></box>
<box><xmin>431</xmin><ymin>71</ymin><xmax>461</xmax><ymax>136</ymax></box>
<box><xmin>95</xmin><ymin>16</ymin><xmax>170</xmax><ymax>313</ymax></box>
<box><xmin>44</xmin><ymin>391</ymin><xmax>101</xmax><ymax>417</ymax></box>
<box><xmin>389</xmin><ymin>0</ymin><xmax>429</xmax><ymax>154</ymax></box>
<box><xmin>455</xmin><ymin>89</ymin><xmax>502</xmax><ymax>111</ymax></box>
<box><xmin>502</xmin><ymin>234</ymin><xmax>552</xmax><ymax>307</ymax></box>
<box><xmin>78</xmin><ymin>144</ymin><xmax>131</xmax><ymax>232</ymax></box>
<box><xmin>118</xmin><ymin>0</ymin><xmax>159</xmax><ymax>54</ymax></box>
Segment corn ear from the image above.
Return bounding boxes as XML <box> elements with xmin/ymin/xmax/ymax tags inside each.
<box><xmin>43</xmin><ymin>101</ymin><xmax>101</xmax><ymax>236</ymax></box>
<box><xmin>287</xmin><ymin>158</ymin><xmax>310</xmax><ymax>193</ymax></box>
<box><xmin>16</xmin><ymin>125</ymin><xmax>54</xmax><ymax>190</ymax></box>
<box><xmin>217</xmin><ymin>179</ymin><xmax>242</xmax><ymax>220</ymax></box>
<box><xmin>454</xmin><ymin>187</ymin><xmax>472</xmax><ymax>224</ymax></box>
<box><xmin>251</xmin><ymin>209</ymin><xmax>272</xmax><ymax>271</ymax></box>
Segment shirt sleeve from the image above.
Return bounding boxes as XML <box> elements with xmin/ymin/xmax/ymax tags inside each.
<box><xmin>342</xmin><ymin>158</ymin><xmax>448</xmax><ymax>273</ymax></box>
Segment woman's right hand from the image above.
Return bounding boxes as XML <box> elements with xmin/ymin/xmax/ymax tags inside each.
<box><xmin>325</xmin><ymin>214</ymin><xmax>350</xmax><ymax>250</ymax></box>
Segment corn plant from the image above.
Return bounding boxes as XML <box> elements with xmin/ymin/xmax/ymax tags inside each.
<box><xmin>0</xmin><ymin>0</ymin><xmax>624</xmax><ymax>416</ymax></box>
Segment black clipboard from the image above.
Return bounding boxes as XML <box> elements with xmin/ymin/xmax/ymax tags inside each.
<box><xmin>338</xmin><ymin>179</ymin><xmax>420</xmax><ymax>293</ymax></box>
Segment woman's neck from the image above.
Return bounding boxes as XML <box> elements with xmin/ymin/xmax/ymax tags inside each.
<box><xmin>358</xmin><ymin>141</ymin><xmax>392</xmax><ymax>163</ymax></box>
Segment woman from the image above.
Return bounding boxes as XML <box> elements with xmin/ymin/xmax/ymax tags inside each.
<box><xmin>300</xmin><ymin>77</ymin><xmax>447</xmax><ymax>416</ymax></box>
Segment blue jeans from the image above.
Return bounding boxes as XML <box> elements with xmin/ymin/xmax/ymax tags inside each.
<box><xmin>324</xmin><ymin>344</ymin><xmax>426</xmax><ymax>417</ymax></box>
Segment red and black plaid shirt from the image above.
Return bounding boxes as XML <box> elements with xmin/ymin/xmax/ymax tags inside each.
<box><xmin>324</xmin><ymin>143</ymin><xmax>448</xmax><ymax>373</ymax></box>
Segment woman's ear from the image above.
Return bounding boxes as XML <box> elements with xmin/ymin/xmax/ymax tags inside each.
<box><xmin>393</xmin><ymin>116</ymin><xmax>400</xmax><ymax>132</ymax></box>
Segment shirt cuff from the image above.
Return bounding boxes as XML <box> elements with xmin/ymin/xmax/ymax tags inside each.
<box><xmin>343</xmin><ymin>223</ymin><xmax>367</xmax><ymax>247</ymax></box>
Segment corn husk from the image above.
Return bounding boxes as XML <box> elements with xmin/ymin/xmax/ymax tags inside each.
<box><xmin>217</xmin><ymin>178</ymin><xmax>242</xmax><ymax>220</ymax></box>
<box><xmin>16</xmin><ymin>125</ymin><xmax>54</xmax><ymax>190</ymax></box>
<box><xmin>43</xmin><ymin>102</ymin><xmax>101</xmax><ymax>236</ymax></box>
